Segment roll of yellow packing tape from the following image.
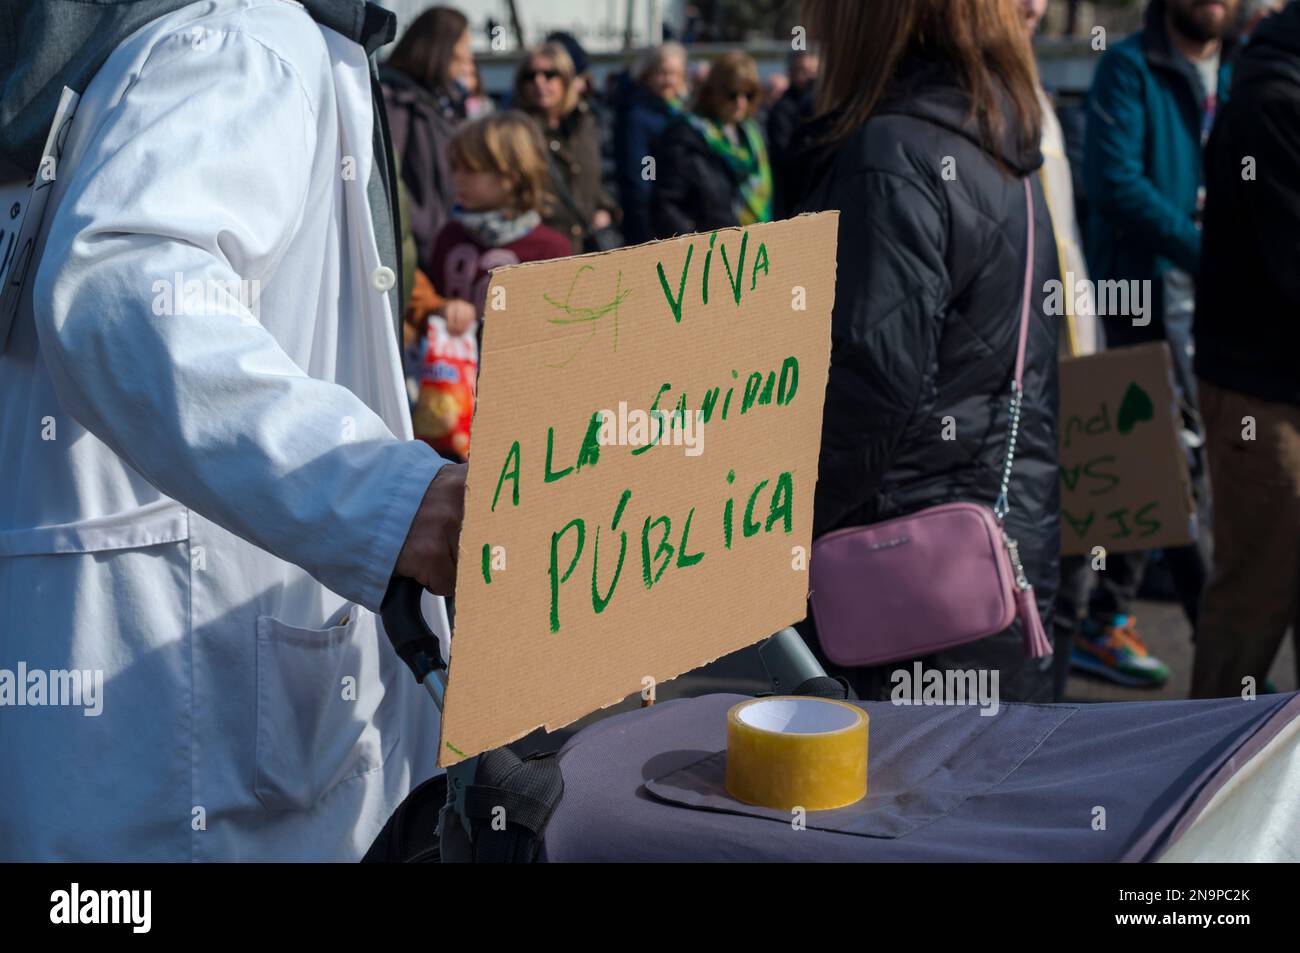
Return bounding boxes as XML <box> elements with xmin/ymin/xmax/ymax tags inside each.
<box><xmin>725</xmin><ymin>696</ymin><xmax>868</xmax><ymax>811</ymax></box>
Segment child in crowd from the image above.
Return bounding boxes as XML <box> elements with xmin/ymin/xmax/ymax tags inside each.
<box><xmin>428</xmin><ymin>110</ymin><xmax>571</xmax><ymax>334</ymax></box>
<box><xmin>415</xmin><ymin>112</ymin><xmax>570</xmax><ymax>458</ymax></box>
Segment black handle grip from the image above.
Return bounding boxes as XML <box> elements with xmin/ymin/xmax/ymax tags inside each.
<box><xmin>380</xmin><ymin>576</ymin><xmax>446</xmax><ymax>683</ymax></box>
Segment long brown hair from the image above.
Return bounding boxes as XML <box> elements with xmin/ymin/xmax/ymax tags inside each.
<box><xmin>387</xmin><ymin>5</ymin><xmax>469</xmax><ymax>95</ymax></box>
<box><xmin>804</xmin><ymin>0</ymin><xmax>1041</xmax><ymax>157</ymax></box>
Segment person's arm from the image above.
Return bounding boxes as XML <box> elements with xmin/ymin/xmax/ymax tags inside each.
<box><xmin>766</xmin><ymin>97</ymin><xmax>795</xmax><ymax>170</ymax></box>
<box><xmin>34</xmin><ymin>26</ymin><xmax>453</xmax><ymax>608</ymax></box>
<box><xmin>649</xmin><ymin>127</ymin><xmax>699</xmax><ymax>238</ymax></box>
<box><xmin>595</xmin><ymin>186</ymin><xmax>620</xmax><ymax>224</ymax></box>
<box><xmin>578</xmin><ymin>111</ymin><xmax>619</xmax><ymax>221</ymax></box>
<box><xmin>1084</xmin><ymin>51</ymin><xmax>1202</xmax><ymax>272</ymax></box>
<box><xmin>815</xmin><ymin>168</ymin><xmax>948</xmax><ymax>531</ymax></box>
<box><xmin>615</xmin><ymin>107</ymin><xmax>655</xmax><ymax>239</ymax></box>
<box><xmin>406</xmin><ymin>268</ymin><xmax>445</xmax><ymax>331</ymax></box>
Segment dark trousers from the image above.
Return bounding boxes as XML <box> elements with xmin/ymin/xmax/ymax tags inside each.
<box><xmin>1057</xmin><ymin>545</ymin><xmax>1206</xmax><ymax>633</ymax></box>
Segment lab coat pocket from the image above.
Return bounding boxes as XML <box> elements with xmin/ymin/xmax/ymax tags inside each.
<box><xmin>254</xmin><ymin>607</ymin><xmax>399</xmax><ymax>812</ymax></box>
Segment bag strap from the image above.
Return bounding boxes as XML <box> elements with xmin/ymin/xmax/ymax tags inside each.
<box><xmin>546</xmin><ymin>152</ymin><xmax>594</xmax><ymax>243</ymax></box>
<box><xmin>993</xmin><ymin>178</ymin><xmax>1035</xmax><ymax>521</ymax></box>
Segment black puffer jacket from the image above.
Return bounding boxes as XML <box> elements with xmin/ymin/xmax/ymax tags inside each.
<box><xmin>791</xmin><ymin>58</ymin><xmax>1062</xmax><ymax>702</ymax></box>
<box><xmin>650</xmin><ymin>116</ymin><xmax>743</xmax><ymax>237</ymax></box>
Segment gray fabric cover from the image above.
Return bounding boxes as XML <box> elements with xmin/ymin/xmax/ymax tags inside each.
<box><xmin>540</xmin><ymin>691</ymin><xmax>1300</xmax><ymax>862</ymax></box>
<box><xmin>645</xmin><ymin>702</ymin><xmax>1076</xmax><ymax>838</ymax></box>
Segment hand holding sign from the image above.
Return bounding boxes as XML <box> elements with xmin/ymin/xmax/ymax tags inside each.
<box><xmin>396</xmin><ymin>462</ymin><xmax>468</xmax><ymax>596</ymax></box>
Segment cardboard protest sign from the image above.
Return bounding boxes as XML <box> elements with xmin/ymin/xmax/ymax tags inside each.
<box><xmin>438</xmin><ymin>213</ymin><xmax>838</xmax><ymax>765</ymax></box>
<box><xmin>1058</xmin><ymin>342</ymin><xmax>1196</xmax><ymax>557</ymax></box>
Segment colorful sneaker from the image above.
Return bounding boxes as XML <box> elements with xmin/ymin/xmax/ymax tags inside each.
<box><xmin>1071</xmin><ymin>614</ymin><xmax>1170</xmax><ymax>687</ymax></box>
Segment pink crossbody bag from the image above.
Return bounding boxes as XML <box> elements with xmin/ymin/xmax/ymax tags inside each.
<box><xmin>808</xmin><ymin>179</ymin><xmax>1053</xmax><ymax>668</ymax></box>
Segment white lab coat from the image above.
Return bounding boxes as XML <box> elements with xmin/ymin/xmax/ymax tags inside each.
<box><xmin>0</xmin><ymin>0</ymin><xmax>449</xmax><ymax>860</ymax></box>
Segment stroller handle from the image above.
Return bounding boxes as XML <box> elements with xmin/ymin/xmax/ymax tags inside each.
<box><xmin>380</xmin><ymin>576</ymin><xmax>448</xmax><ymax>711</ymax></box>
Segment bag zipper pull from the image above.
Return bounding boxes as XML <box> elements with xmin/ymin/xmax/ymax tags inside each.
<box><xmin>1002</xmin><ymin>531</ymin><xmax>1030</xmax><ymax>592</ymax></box>
<box><xmin>1003</xmin><ymin>531</ymin><xmax>1053</xmax><ymax>658</ymax></box>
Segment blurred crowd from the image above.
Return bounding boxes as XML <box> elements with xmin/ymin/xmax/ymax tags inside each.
<box><xmin>386</xmin><ymin>0</ymin><xmax>1300</xmax><ymax>704</ymax></box>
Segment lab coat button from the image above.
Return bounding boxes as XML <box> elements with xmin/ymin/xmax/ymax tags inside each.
<box><xmin>371</xmin><ymin>266</ymin><xmax>396</xmax><ymax>292</ymax></box>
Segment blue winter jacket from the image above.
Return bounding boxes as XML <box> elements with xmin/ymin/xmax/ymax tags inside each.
<box><xmin>1083</xmin><ymin>0</ymin><xmax>1236</xmax><ymax>287</ymax></box>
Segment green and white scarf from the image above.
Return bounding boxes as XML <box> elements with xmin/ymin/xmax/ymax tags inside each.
<box><xmin>686</xmin><ymin>114</ymin><xmax>773</xmax><ymax>226</ymax></box>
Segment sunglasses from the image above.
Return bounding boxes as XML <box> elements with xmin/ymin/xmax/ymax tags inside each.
<box><xmin>726</xmin><ymin>88</ymin><xmax>757</xmax><ymax>102</ymax></box>
<box><xmin>525</xmin><ymin>69</ymin><xmax>562</xmax><ymax>82</ymax></box>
